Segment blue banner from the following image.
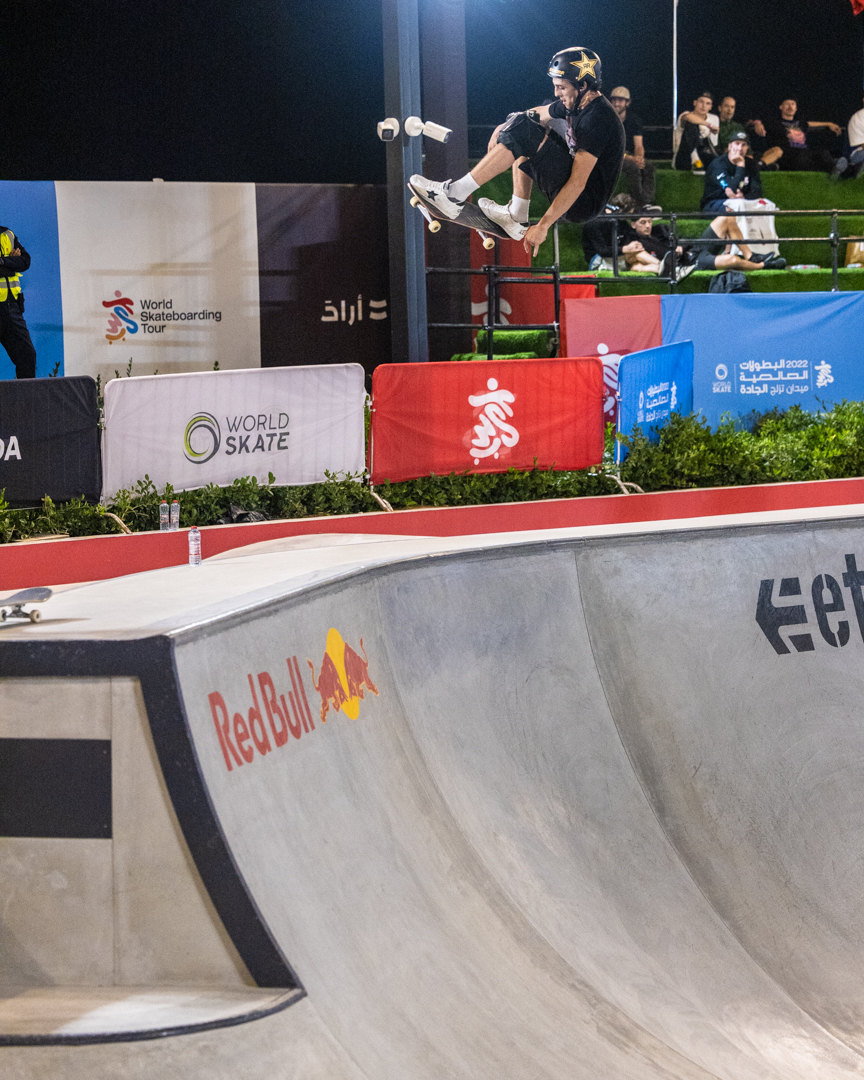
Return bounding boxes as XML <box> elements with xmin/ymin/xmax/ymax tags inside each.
<box><xmin>0</xmin><ymin>181</ymin><xmax>64</xmax><ymax>379</ymax></box>
<box><xmin>616</xmin><ymin>341</ymin><xmax>694</xmax><ymax>462</ymax></box>
<box><xmin>661</xmin><ymin>292</ymin><xmax>864</xmax><ymax>427</ymax></box>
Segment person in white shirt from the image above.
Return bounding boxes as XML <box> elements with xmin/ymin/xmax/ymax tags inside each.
<box><xmin>674</xmin><ymin>91</ymin><xmax>719</xmax><ymax>173</ymax></box>
<box><xmin>848</xmin><ymin>97</ymin><xmax>864</xmax><ymax>178</ymax></box>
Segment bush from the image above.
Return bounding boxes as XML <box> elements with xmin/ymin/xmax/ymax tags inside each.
<box><xmin>4</xmin><ymin>401</ymin><xmax>864</xmax><ymax>543</ymax></box>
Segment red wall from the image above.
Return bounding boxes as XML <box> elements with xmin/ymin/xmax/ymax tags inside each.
<box><xmin>3</xmin><ymin>477</ymin><xmax>864</xmax><ymax>590</ymax></box>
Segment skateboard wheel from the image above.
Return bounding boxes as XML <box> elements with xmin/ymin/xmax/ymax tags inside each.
<box><xmin>0</xmin><ymin>609</ymin><xmax>6</xmax><ymax>622</ymax></box>
<box><xmin>428</xmin><ymin>220</ymin><xmax>441</xmax><ymax>233</ymax></box>
<box><xmin>410</xmin><ymin>195</ymin><xmax>420</xmax><ymax>208</ymax></box>
<box><xmin>483</xmin><ymin>237</ymin><xmax>496</xmax><ymax>250</ymax></box>
<box><xmin>29</xmin><ymin>609</ymin><xmax>41</xmax><ymax>623</ymax></box>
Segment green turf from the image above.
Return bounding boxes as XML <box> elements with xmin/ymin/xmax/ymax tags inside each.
<box><xmin>474</xmin><ymin>170</ymin><xmax>864</xmax><ymax>292</ymax></box>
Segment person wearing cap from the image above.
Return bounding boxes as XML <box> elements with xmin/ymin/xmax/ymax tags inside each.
<box><xmin>610</xmin><ymin>87</ymin><xmax>660</xmax><ymax>211</ymax></box>
<box><xmin>701</xmin><ymin>132</ymin><xmax>764</xmax><ymax>213</ymax></box>
<box><xmin>407</xmin><ymin>47</ymin><xmax>625</xmax><ymax>256</ymax></box>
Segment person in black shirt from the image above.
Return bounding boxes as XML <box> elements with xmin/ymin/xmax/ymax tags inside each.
<box><xmin>762</xmin><ymin>99</ymin><xmax>847</xmax><ymax>175</ymax></box>
<box><xmin>701</xmin><ymin>132</ymin><xmax>764</xmax><ymax>212</ymax></box>
<box><xmin>0</xmin><ymin>227</ymin><xmax>37</xmax><ymax>379</ymax></box>
<box><xmin>609</xmin><ymin>86</ymin><xmax>660</xmax><ymax>211</ymax></box>
<box><xmin>409</xmin><ymin>46</ymin><xmax>625</xmax><ymax>257</ymax></box>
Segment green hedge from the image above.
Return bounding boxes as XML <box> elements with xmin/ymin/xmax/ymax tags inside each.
<box><xmin>4</xmin><ymin>402</ymin><xmax>864</xmax><ymax>543</ymax></box>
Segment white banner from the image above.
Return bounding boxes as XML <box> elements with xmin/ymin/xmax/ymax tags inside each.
<box><xmin>55</xmin><ymin>181</ymin><xmax>261</xmax><ymax>383</ymax></box>
<box><xmin>102</xmin><ymin>365</ymin><xmax>366</xmax><ymax>496</ymax></box>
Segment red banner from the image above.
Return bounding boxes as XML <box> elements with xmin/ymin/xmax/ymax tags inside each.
<box><xmin>470</xmin><ymin>231</ymin><xmax>596</xmax><ymax>330</ymax></box>
<box><xmin>559</xmin><ymin>294</ymin><xmax>663</xmax><ymax>424</ymax></box>
<box><xmin>370</xmin><ymin>357</ymin><xmax>605</xmax><ymax>484</ymax></box>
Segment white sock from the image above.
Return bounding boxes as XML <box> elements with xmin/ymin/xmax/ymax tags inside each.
<box><xmin>448</xmin><ymin>174</ymin><xmax>479</xmax><ymax>201</ymax></box>
<box><xmin>509</xmin><ymin>196</ymin><xmax>530</xmax><ymax>222</ymax></box>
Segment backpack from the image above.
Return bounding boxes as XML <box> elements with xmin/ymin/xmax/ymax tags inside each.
<box><xmin>708</xmin><ymin>270</ymin><xmax>752</xmax><ymax>293</ymax></box>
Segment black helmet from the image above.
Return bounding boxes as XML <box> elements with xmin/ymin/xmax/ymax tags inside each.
<box><xmin>548</xmin><ymin>47</ymin><xmax>602</xmax><ymax>90</ymax></box>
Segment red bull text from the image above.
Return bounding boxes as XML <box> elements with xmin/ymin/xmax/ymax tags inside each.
<box><xmin>208</xmin><ymin>631</ymin><xmax>378</xmax><ymax>773</ymax></box>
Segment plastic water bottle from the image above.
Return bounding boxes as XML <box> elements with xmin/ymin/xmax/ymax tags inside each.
<box><xmin>170</xmin><ymin>500</ymin><xmax>180</xmax><ymax>530</ymax></box>
<box><xmin>188</xmin><ymin>527</ymin><xmax>202</xmax><ymax>566</ymax></box>
<box><xmin>159</xmin><ymin>500</ymin><xmax>169</xmax><ymax>531</ymax></box>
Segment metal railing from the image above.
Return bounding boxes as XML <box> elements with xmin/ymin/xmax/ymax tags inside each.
<box><xmin>426</xmin><ymin>207</ymin><xmax>864</xmax><ymax>359</ymax></box>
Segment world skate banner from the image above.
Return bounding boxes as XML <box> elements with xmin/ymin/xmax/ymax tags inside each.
<box><xmin>369</xmin><ymin>357</ymin><xmax>604</xmax><ymax>484</ymax></box>
<box><xmin>616</xmin><ymin>341</ymin><xmax>694</xmax><ymax>463</ymax></box>
<box><xmin>559</xmin><ymin>294</ymin><xmax>663</xmax><ymax>425</ymax></box>
<box><xmin>102</xmin><ymin>364</ymin><xmax>366</xmax><ymax>495</ymax></box>
<box><xmin>661</xmin><ymin>292</ymin><xmax>864</xmax><ymax>426</ymax></box>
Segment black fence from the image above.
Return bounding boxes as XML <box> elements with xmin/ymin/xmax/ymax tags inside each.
<box><xmin>426</xmin><ymin>208</ymin><xmax>864</xmax><ymax>359</ymax></box>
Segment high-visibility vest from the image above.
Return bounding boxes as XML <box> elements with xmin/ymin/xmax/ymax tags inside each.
<box><xmin>0</xmin><ymin>229</ymin><xmax>22</xmax><ymax>303</ymax></box>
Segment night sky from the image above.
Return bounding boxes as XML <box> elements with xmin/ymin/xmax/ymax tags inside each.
<box><xmin>1</xmin><ymin>0</ymin><xmax>861</xmax><ymax>184</ymax></box>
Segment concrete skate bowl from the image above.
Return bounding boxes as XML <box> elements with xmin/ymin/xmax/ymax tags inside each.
<box><xmin>4</xmin><ymin>516</ymin><xmax>864</xmax><ymax>1079</ymax></box>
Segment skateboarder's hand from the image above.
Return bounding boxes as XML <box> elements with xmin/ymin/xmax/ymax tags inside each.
<box><xmin>523</xmin><ymin>222</ymin><xmax>548</xmax><ymax>257</ymax></box>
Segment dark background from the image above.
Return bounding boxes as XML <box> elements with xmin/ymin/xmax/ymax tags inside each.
<box><xmin>0</xmin><ymin>0</ymin><xmax>861</xmax><ymax>184</ymax></box>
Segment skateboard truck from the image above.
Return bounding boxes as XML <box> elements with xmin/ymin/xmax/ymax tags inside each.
<box><xmin>410</xmin><ymin>195</ymin><xmax>441</xmax><ymax>233</ymax></box>
<box><xmin>0</xmin><ymin>586</ymin><xmax>53</xmax><ymax>624</ymax></box>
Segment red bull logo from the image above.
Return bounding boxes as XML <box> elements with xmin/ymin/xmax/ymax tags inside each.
<box><xmin>207</xmin><ymin>633</ymin><xmax>379</xmax><ymax>774</ymax></box>
<box><xmin>308</xmin><ymin>628</ymin><xmax>379</xmax><ymax>723</ymax></box>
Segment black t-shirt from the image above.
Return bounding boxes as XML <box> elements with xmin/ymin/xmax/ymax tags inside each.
<box><xmin>620</xmin><ymin>110</ymin><xmax>644</xmax><ymax>153</ymax></box>
<box><xmin>548</xmin><ymin>95</ymin><xmax>625</xmax><ymax>220</ymax></box>
<box><xmin>764</xmin><ymin>114</ymin><xmax>810</xmax><ymax>151</ymax></box>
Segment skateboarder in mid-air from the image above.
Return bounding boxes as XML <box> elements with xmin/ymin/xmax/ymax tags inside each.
<box><xmin>410</xmin><ymin>47</ymin><xmax>625</xmax><ymax>256</ymax></box>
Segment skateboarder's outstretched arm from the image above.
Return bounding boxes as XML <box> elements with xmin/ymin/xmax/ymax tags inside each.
<box><xmin>523</xmin><ymin>150</ymin><xmax>598</xmax><ymax>256</ymax></box>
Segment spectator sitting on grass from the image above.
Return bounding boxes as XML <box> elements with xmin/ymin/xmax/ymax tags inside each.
<box><xmin>716</xmin><ymin>95</ymin><xmax>771</xmax><ymax>162</ymax></box>
<box><xmin>847</xmin><ymin>96</ymin><xmax>864</xmax><ymax>178</ymax></box>
<box><xmin>609</xmin><ymin>86</ymin><xmax>661</xmax><ymax>211</ymax></box>
<box><xmin>692</xmin><ymin>215</ymin><xmax>786</xmax><ymax>272</ymax></box>
<box><xmin>701</xmin><ymin>132</ymin><xmax>763</xmax><ymax>213</ymax></box>
<box><xmin>674</xmin><ymin>91</ymin><xmax>719</xmax><ymax>172</ymax></box>
<box><xmin>582</xmin><ymin>196</ymin><xmax>694</xmax><ymax>281</ymax></box>
<box><xmin>762</xmin><ymin>99</ymin><xmax>847</xmax><ymax>176</ymax></box>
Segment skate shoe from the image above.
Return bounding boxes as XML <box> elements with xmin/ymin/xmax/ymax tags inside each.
<box><xmin>409</xmin><ymin>175</ymin><xmax>464</xmax><ymax>219</ymax></box>
<box><xmin>478</xmin><ymin>198</ymin><xmax>528</xmax><ymax>241</ymax></box>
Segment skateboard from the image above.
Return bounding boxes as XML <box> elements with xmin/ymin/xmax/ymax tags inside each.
<box><xmin>0</xmin><ymin>587</ymin><xmax>53</xmax><ymax>623</ymax></box>
<box><xmin>407</xmin><ymin>182</ymin><xmax>512</xmax><ymax>250</ymax></box>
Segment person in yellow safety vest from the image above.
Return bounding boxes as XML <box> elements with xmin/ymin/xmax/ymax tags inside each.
<box><xmin>0</xmin><ymin>227</ymin><xmax>37</xmax><ymax>379</ymax></box>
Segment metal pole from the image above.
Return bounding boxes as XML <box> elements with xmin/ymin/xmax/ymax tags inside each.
<box><xmin>831</xmin><ymin>210</ymin><xmax>839</xmax><ymax>292</ymax></box>
<box><xmin>672</xmin><ymin>0</ymin><xmax>679</xmax><ymax>132</ymax></box>
<box><xmin>382</xmin><ymin>0</ymin><xmax>429</xmax><ymax>363</ymax></box>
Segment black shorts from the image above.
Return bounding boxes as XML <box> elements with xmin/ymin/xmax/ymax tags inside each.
<box><xmin>495</xmin><ymin>112</ymin><xmax>605</xmax><ymax>224</ymax></box>
<box><xmin>694</xmin><ymin>225</ymin><xmax>726</xmax><ymax>271</ymax></box>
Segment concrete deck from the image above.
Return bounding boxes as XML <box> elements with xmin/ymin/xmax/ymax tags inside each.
<box><xmin>4</xmin><ymin>508</ymin><xmax>864</xmax><ymax>1077</ymax></box>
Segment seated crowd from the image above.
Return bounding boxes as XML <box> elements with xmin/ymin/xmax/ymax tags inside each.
<box><xmin>581</xmin><ymin>189</ymin><xmax>785</xmax><ymax>281</ymax></box>
<box><xmin>673</xmin><ymin>90</ymin><xmax>855</xmax><ymax>179</ymax></box>
<box><xmin>598</xmin><ymin>85</ymin><xmax>861</xmax><ymax>278</ymax></box>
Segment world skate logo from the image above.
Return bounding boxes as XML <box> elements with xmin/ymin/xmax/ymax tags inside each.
<box><xmin>184</xmin><ymin>412</ymin><xmax>221</xmax><ymax>464</ymax></box>
<box><xmin>467</xmin><ymin>377</ymin><xmax>519</xmax><ymax>465</ymax></box>
<box><xmin>102</xmin><ymin>291</ymin><xmax>138</xmax><ymax>343</ymax></box>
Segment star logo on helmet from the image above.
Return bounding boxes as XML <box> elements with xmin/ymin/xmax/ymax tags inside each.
<box><xmin>570</xmin><ymin>51</ymin><xmax>598</xmax><ymax>80</ymax></box>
